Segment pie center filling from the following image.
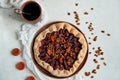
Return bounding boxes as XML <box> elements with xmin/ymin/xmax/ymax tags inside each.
<box><xmin>38</xmin><ymin>28</ymin><xmax>82</xmax><ymax>70</ymax></box>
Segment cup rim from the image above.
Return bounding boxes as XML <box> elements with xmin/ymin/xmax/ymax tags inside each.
<box><xmin>20</xmin><ymin>1</ymin><xmax>42</xmax><ymax>24</ymax></box>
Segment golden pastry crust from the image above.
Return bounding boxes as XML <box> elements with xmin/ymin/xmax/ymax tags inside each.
<box><xmin>33</xmin><ymin>22</ymin><xmax>88</xmax><ymax>77</ymax></box>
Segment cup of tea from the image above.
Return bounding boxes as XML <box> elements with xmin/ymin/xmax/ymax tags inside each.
<box><xmin>14</xmin><ymin>1</ymin><xmax>42</xmax><ymax>24</ymax></box>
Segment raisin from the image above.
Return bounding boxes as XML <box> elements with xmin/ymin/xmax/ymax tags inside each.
<box><xmin>75</xmin><ymin>47</ymin><xmax>80</xmax><ymax>53</ymax></box>
<box><xmin>70</xmin><ymin>52</ymin><xmax>76</xmax><ymax>59</ymax></box>
<box><xmin>39</xmin><ymin>53</ymin><xmax>46</xmax><ymax>58</ymax></box>
<box><xmin>62</xmin><ymin>29</ymin><xmax>66</xmax><ymax>34</ymax></box>
<box><xmin>63</xmin><ymin>44</ymin><xmax>67</xmax><ymax>48</ymax></box>
<box><xmin>67</xmin><ymin>59</ymin><xmax>73</xmax><ymax>66</ymax></box>
<box><xmin>74</xmin><ymin>42</ymin><xmax>80</xmax><ymax>47</ymax></box>
<box><xmin>51</xmin><ymin>61</ymin><xmax>55</xmax><ymax>67</ymax></box>
<box><xmin>67</xmin><ymin>61</ymin><xmax>71</xmax><ymax>66</ymax></box>
<box><xmin>47</xmin><ymin>59</ymin><xmax>52</xmax><ymax>63</ymax></box>
<box><xmin>66</xmin><ymin>31</ymin><xmax>69</xmax><ymax>37</ymax></box>
<box><xmin>41</xmin><ymin>55</ymin><xmax>49</xmax><ymax>62</ymax></box>
<box><xmin>63</xmin><ymin>59</ymin><xmax>69</xmax><ymax>70</ymax></box>
<box><xmin>69</xmin><ymin>34</ymin><xmax>74</xmax><ymax>41</ymax></box>
<box><xmin>46</xmin><ymin>33</ymin><xmax>51</xmax><ymax>38</ymax></box>
<box><xmin>41</xmin><ymin>39</ymin><xmax>46</xmax><ymax>45</ymax></box>
<box><xmin>85</xmin><ymin>72</ymin><xmax>90</xmax><ymax>76</ymax></box>
<box><xmin>73</xmin><ymin>37</ymin><xmax>78</xmax><ymax>42</ymax></box>
<box><xmin>61</xmin><ymin>38</ymin><xmax>66</xmax><ymax>44</ymax></box>
<box><xmin>64</xmin><ymin>29</ymin><xmax>68</xmax><ymax>34</ymax></box>
<box><xmin>59</xmin><ymin>29</ymin><xmax>63</xmax><ymax>34</ymax></box>
<box><xmin>54</xmin><ymin>61</ymin><xmax>59</xmax><ymax>70</ymax></box>
<box><xmin>59</xmin><ymin>64</ymin><xmax>64</xmax><ymax>70</ymax></box>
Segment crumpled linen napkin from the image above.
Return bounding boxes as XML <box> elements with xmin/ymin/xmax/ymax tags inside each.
<box><xmin>0</xmin><ymin>0</ymin><xmax>27</xmax><ymax>8</ymax></box>
<box><xmin>0</xmin><ymin>0</ymin><xmax>83</xmax><ymax>80</ymax></box>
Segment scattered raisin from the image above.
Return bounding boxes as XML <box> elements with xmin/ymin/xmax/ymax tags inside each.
<box><xmin>93</xmin><ymin>59</ymin><xmax>98</xmax><ymax>63</ymax></box>
<box><xmin>85</xmin><ymin>72</ymin><xmax>90</xmax><ymax>76</ymax></box>
<box><xmin>67</xmin><ymin>12</ymin><xmax>70</xmax><ymax>15</ymax></box>
<box><xmin>85</xmin><ymin>22</ymin><xmax>88</xmax><ymax>24</ymax></box>
<box><xmin>100</xmin><ymin>57</ymin><xmax>104</xmax><ymax>60</ymax></box>
<box><xmin>107</xmin><ymin>33</ymin><xmax>111</xmax><ymax>36</ymax></box>
<box><xmin>103</xmin><ymin>62</ymin><xmax>107</xmax><ymax>66</ymax></box>
<box><xmin>91</xmin><ymin>8</ymin><xmax>94</xmax><ymax>10</ymax></box>
<box><xmin>92</xmin><ymin>69</ymin><xmax>97</xmax><ymax>74</ymax></box>
<box><xmin>89</xmin><ymin>52</ymin><xmax>91</xmax><ymax>54</ymax></box>
<box><xmin>91</xmin><ymin>76</ymin><xmax>94</xmax><ymax>78</ymax></box>
<box><xmin>92</xmin><ymin>47</ymin><xmax>95</xmax><ymax>50</ymax></box>
<box><xmin>88</xmin><ymin>42</ymin><xmax>92</xmax><ymax>45</ymax></box>
<box><xmin>96</xmin><ymin>64</ymin><xmax>100</xmax><ymax>69</ymax></box>
<box><xmin>101</xmin><ymin>30</ymin><xmax>105</xmax><ymax>33</ymax></box>
<box><xmin>75</xmin><ymin>3</ymin><xmax>78</xmax><ymax>6</ymax></box>
<box><xmin>84</xmin><ymin>12</ymin><xmax>88</xmax><ymax>15</ymax></box>
<box><xmin>93</xmin><ymin>36</ymin><xmax>98</xmax><ymax>41</ymax></box>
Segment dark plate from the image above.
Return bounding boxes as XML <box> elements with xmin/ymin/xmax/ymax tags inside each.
<box><xmin>31</xmin><ymin>21</ymin><xmax>89</xmax><ymax>79</ymax></box>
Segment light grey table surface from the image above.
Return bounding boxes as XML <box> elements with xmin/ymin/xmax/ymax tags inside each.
<box><xmin>0</xmin><ymin>0</ymin><xmax>120</xmax><ymax>80</ymax></box>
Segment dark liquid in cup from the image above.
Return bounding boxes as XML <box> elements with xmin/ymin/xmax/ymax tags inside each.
<box><xmin>22</xmin><ymin>2</ymin><xmax>41</xmax><ymax>21</ymax></box>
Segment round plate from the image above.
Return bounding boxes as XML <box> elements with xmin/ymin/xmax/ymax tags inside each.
<box><xmin>31</xmin><ymin>21</ymin><xmax>89</xmax><ymax>79</ymax></box>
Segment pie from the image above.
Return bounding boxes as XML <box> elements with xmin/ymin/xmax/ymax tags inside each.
<box><xmin>33</xmin><ymin>22</ymin><xmax>88</xmax><ymax>77</ymax></box>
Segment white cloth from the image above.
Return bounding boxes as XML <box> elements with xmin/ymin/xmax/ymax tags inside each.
<box><xmin>0</xmin><ymin>0</ymin><xmax>27</xmax><ymax>8</ymax></box>
<box><xmin>0</xmin><ymin>0</ymin><xmax>83</xmax><ymax>80</ymax></box>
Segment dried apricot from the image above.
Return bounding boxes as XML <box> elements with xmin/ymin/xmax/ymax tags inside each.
<box><xmin>16</xmin><ymin>62</ymin><xmax>25</xmax><ymax>70</ymax></box>
<box><xmin>26</xmin><ymin>76</ymin><xmax>35</xmax><ymax>80</ymax></box>
<box><xmin>12</xmin><ymin>48</ymin><xmax>21</xmax><ymax>56</ymax></box>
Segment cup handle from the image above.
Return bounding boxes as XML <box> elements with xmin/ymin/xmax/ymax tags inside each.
<box><xmin>14</xmin><ymin>8</ymin><xmax>22</xmax><ymax>14</ymax></box>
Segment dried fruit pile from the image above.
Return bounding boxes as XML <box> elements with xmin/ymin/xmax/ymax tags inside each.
<box><xmin>39</xmin><ymin>28</ymin><xmax>82</xmax><ymax>70</ymax></box>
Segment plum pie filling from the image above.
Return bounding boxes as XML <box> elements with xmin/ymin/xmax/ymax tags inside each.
<box><xmin>38</xmin><ymin>28</ymin><xmax>82</xmax><ymax>70</ymax></box>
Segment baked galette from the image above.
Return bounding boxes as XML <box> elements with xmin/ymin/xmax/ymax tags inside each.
<box><xmin>33</xmin><ymin>22</ymin><xmax>88</xmax><ymax>77</ymax></box>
